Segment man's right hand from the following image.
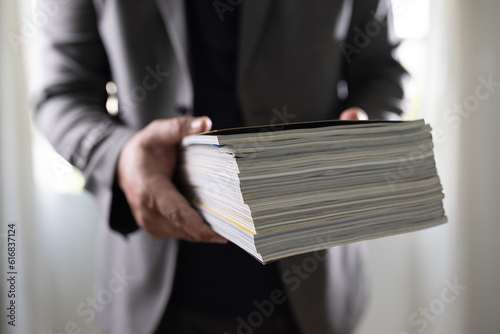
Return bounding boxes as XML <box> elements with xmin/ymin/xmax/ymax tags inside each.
<box><xmin>117</xmin><ymin>116</ymin><xmax>228</xmax><ymax>243</ymax></box>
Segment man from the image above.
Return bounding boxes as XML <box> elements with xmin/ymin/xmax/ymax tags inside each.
<box><xmin>36</xmin><ymin>0</ymin><xmax>408</xmax><ymax>333</ymax></box>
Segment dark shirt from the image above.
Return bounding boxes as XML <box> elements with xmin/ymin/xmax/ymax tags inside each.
<box><xmin>188</xmin><ymin>0</ymin><xmax>243</xmax><ymax>130</ymax></box>
<box><xmin>166</xmin><ymin>0</ymin><xmax>293</xmax><ymax>320</ymax></box>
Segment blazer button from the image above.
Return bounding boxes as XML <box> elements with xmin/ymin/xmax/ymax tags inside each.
<box><xmin>176</xmin><ymin>106</ymin><xmax>188</xmax><ymax>115</ymax></box>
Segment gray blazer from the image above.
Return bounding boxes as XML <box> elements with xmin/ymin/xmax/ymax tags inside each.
<box><xmin>36</xmin><ymin>0</ymin><xmax>407</xmax><ymax>333</ymax></box>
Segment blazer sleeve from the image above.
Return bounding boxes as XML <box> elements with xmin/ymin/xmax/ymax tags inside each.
<box><xmin>339</xmin><ymin>0</ymin><xmax>410</xmax><ymax>119</ymax></box>
<box><xmin>35</xmin><ymin>0</ymin><xmax>138</xmax><ymax>234</ymax></box>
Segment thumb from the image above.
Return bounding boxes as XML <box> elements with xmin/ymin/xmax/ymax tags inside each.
<box><xmin>172</xmin><ymin>116</ymin><xmax>213</xmax><ymax>142</ymax></box>
<box><xmin>339</xmin><ymin>107</ymin><xmax>369</xmax><ymax>120</ymax></box>
<box><xmin>184</xmin><ymin>116</ymin><xmax>213</xmax><ymax>136</ymax></box>
<box><xmin>144</xmin><ymin>116</ymin><xmax>212</xmax><ymax>146</ymax></box>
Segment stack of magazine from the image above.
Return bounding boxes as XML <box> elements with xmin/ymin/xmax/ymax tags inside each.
<box><xmin>179</xmin><ymin>120</ymin><xmax>447</xmax><ymax>263</ymax></box>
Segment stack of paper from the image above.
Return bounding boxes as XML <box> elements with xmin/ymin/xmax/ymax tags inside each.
<box><xmin>179</xmin><ymin>120</ymin><xmax>447</xmax><ymax>263</ymax></box>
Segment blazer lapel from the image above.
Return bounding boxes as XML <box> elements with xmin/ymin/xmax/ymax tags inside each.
<box><xmin>238</xmin><ymin>0</ymin><xmax>275</xmax><ymax>83</ymax></box>
<box><xmin>154</xmin><ymin>0</ymin><xmax>191</xmax><ymax>80</ymax></box>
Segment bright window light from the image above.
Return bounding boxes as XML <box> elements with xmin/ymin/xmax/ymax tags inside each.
<box><xmin>392</xmin><ymin>0</ymin><xmax>430</xmax><ymax>39</ymax></box>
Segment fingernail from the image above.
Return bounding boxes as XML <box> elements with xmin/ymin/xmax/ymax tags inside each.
<box><xmin>356</xmin><ymin>110</ymin><xmax>368</xmax><ymax>120</ymax></box>
<box><xmin>189</xmin><ymin>118</ymin><xmax>204</xmax><ymax>132</ymax></box>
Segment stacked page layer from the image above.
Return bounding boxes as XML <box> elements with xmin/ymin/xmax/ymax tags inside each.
<box><xmin>180</xmin><ymin>120</ymin><xmax>447</xmax><ymax>263</ymax></box>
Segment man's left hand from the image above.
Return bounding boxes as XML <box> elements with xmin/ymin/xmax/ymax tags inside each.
<box><xmin>339</xmin><ymin>107</ymin><xmax>369</xmax><ymax>120</ymax></box>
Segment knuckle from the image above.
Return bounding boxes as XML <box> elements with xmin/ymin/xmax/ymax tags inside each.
<box><xmin>161</xmin><ymin>204</ymin><xmax>210</xmax><ymax>242</ymax></box>
<box><xmin>184</xmin><ymin>223</ymin><xmax>210</xmax><ymax>242</ymax></box>
<box><xmin>144</xmin><ymin>119</ymin><xmax>166</xmax><ymax>139</ymax></box>
<box><xmin>165</xmin><ymin>206</ymin><xmax>183</xmax><ymax>225</ymax></box>
<box><xmin>149</xmin><ymin>119</ymin><xmax>163</xmax><ymax>129</ymax></box>
<box><xmin>136</xmin><ymin>211</ymin><xmax>167</xmax><ymax>239</ymax></box>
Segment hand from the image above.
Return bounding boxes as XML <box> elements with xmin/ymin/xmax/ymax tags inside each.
<box><xmin>117</xmin><ymin>116</ymin><xmax>228</xmax><ymax>243</ymax></box>
<box><xmin>339</xmin><ymin>107</ymin><xmax>369</xmax><ymax>120</ymax></box>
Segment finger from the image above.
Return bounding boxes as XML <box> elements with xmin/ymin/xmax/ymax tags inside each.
<box><xmin>135</xmin><ymin>208</ymin><xmax>197</xmax><ymax>241</ymax></box>
<box><xmin>153</xmin><ymin>179</ymin><xmax>227</xmax><ymax>243</ymax></box>
<box><xmin>339</xmin><ymin>107</ymin><xmax>369</xmax><ymax>120</ymax></box>
<box><xmin>175</xmin><ymin>204</ymin><xmax>228</xmax><ymax>244</ymax></box>
<box><xmin>144</xmin><ymin>116</ymin><xmax>212</xmax><ymax>147</ymax></box>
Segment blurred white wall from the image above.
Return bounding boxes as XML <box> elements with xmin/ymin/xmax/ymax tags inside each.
<box><xmin>357</xmin><ymin>0</ymin><xmax>500</xmax><ymax>333</ymax></box>
<box><xmin>0</xmin><ymin>0</ymin><xmax>102</xmax><ymax>333</ymax></box>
